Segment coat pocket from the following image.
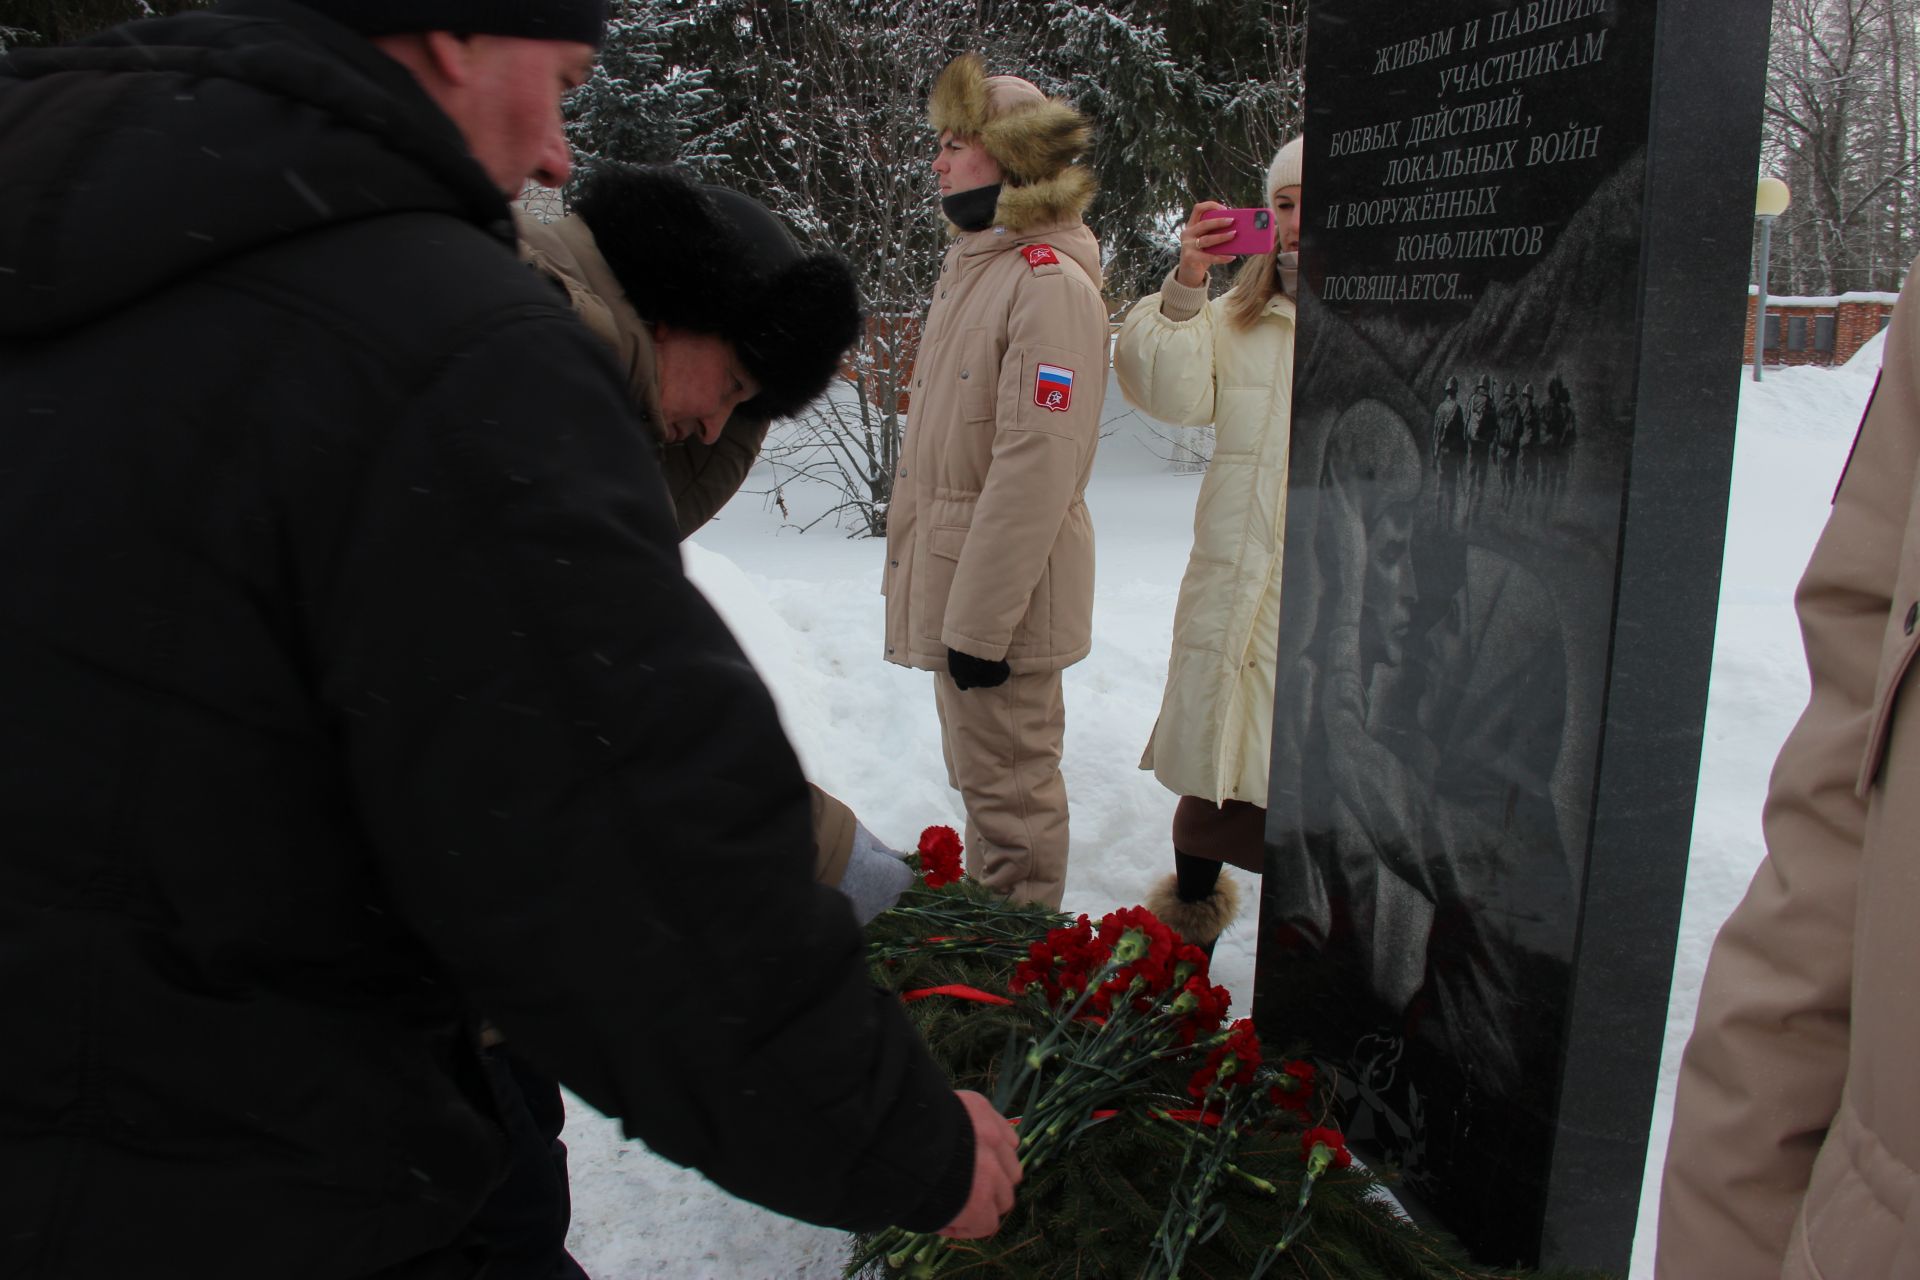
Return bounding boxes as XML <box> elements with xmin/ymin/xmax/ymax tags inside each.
<box><xmin>959</xmin><ymin>328</ymin><xmax>998</xmax><ymax>423</ymax></box>
<box><xmin>919</xmin><ymin>524</ymin><xmax>969</xmax><ymax>644</ymax></box>
<box><xmin>1861</xmin><ymin>619</ymin><xmax>1920</xmax><ymax>793</ymax></box>
<box><xmin>1859</xmin><ymin>485</ymin><xmax>1920</xmax><ymax>792</ymax></box>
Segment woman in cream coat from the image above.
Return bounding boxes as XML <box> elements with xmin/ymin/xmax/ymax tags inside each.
<box><xmin>1114</xmin><ymin>137</ymin><xmax>1302</xmax><ymax>950</ymax></box>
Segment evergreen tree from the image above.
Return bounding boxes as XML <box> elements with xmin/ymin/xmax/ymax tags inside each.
<box><xmin>1019</xmin><ymin>0</ymin><xmax>1306</xmax><ymax>300</ymax></box>
<box><xmin>0</xmin><ymin>0</ymin><xmax>212</xmax><ymax>49</ymax></box>
<box><xmin>563</xmin><ymin>0</ymin><xmax>724</xmax><ymax>191</ymax></box>
<box><xmin>662</xmin><ymin>0</ymin><xmax>993</xmax><ymax>536</ymax></box>
<box><xmin>1163</xmin><ymin>0</ymin><xmax>1306</xmax><ymax>204</ymax></box>
<box><xmin>1026</xmin><ymin>2</ymin><xmax>1191</xmax><ymax>300</ymax></box>
<box><xmin>556</xmin><ymin>0</ymin><xmax>1306</xmax><ymax>531</ymax></box>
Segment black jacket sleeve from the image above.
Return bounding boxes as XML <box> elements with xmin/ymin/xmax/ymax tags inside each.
<box><xmin>310</xmin><ymin>312</ymin><xmax>969</xmax><ymax>1233</ymax></box>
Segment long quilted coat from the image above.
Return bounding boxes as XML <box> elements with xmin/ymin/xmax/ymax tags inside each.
<box><xmin>1115</xmin><ymin>272</ymin><xmax>1296</xmax><ymax>805</ymax></box>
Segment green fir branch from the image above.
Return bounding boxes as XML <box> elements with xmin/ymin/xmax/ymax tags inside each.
<box><xmin>847</xmin><ymin>885</ymin><xmax>1616</xmax><ymax>1280</ymax></box>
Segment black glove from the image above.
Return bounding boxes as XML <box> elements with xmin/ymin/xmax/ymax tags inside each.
<box><xmin>947</xmin><ymin>647</ymin><xmax>1011</xmax><ymax>691</ymax></box>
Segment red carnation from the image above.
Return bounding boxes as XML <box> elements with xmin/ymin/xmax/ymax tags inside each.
<box><xmin>1301</xmin><ymin>1125</ymin><xmax>1352</xmax><ymax>1170</ymax></box>
<box><xmin>916</xmin><ymin>825</ymin><xmax>964</xmax><ymax>889</ymax></box>
<box><xmin>1090</xmin><ymin>906</ymin><xmax>1181</xmax><ymax>1012</ymax></box>
<box><xmin>1187</xmin><ymin>1018</ymin><xmax>1263</xmax><ymax>1098</ymax></box>
<box><xmin>1012</xmin><ymin>915</ymin><xmax>1109</xmax><ymax>1006</ymax></box>
<box><xmin>1269</xmin><ymin>1059</ymin><xmax>1316</xmax><ymax>1115</ymax></box>
<box><xmin>1169</xmin><ymin>975</ymin><xmax>1231</xmax><ymax>1045</ymax></box>
<box><xmin>1172</xmin><ymin>941</ymin><xmax>1211</xmax><ymax>983</ymax></box>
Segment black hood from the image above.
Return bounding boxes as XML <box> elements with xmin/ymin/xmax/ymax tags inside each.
<box><xmin>0</xmin><ymin>0</ymin><xmax>511</xmax><ymax>338</ymax></box>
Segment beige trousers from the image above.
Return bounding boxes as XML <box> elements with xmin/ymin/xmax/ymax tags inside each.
<box><xmin>932</xmin><ymin>668</ymin><xmax>1069</xmax><ymax>909</ymax></box>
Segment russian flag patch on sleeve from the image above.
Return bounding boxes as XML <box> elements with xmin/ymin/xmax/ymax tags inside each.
<box><xmin>1034</xmin><ymin>363</ymin><xmax>1075</xmax><ymax>412</ymax></box>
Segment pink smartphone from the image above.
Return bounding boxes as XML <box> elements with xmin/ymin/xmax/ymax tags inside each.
<box><xmin>1213</xmin><ymin>206</ymin><xmax>1275</xmax><ymax>256</ymax></box>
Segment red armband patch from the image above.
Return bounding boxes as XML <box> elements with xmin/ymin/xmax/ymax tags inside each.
<box><xmin>1022</xmin><ymin>244</ymin><xmax>1060</xmax><ymax>269</ymax></box>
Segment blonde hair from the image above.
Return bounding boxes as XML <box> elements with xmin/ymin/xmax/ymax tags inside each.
<box><xmin>1222</xmin><ymin>249</ymin><xmax>1280</xmax><ymax>331</ymax></box>
<box><xmin>1224</xmin><ymin>136</ymin><xmax>1302</xmax><ymax>331</ymax></box>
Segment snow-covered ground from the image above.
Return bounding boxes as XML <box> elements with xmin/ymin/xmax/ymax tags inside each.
<box><xmin>563</xmin><ymin>341</ymin><xmax>1887</xmax><ymax>1279</ymax></box>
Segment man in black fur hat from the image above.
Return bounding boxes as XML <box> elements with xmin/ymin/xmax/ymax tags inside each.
<box><xmin>0</xmin><ymin>3</ymin><xmax>1021</xmax><ymax>1275</ymax></box>
<box><xmin>500</xmin><ymin>167</ymin><xmax>916</xmax><ymax>1276</ymax></box>
<box><xmin>520</xmin><ymin>164</ymin><xmax>914</xmax><ymax>919</ymax></box>
<box><xmin>519</xmin><ymin>165</ymin><xmax>859</xmax><ymax>536</ymax></box>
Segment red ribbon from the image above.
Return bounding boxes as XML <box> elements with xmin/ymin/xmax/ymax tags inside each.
<box><xmin>1008</xmin><ymin>1110</ymin><xmax>1117</xmax><ymax>1128</ymax></box>
<box><xmin>902</xmin><ymin>984</ymin><xmax>1014</xmax><ymax>1006</ymax></box>
<box><xmin>1160</xmin><ymin>1108</ymin><xmax>1224</xmax><ymax>1127</ymax></box>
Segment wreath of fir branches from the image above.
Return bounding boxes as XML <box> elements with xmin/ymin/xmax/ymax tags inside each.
<box><xmin>845</xmin><ymin>833</ymin><xmax>1614</xmax><ymax>1280</ymax></box>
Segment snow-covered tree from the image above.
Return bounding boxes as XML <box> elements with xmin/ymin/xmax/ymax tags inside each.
<box><xmin>0</xmin><ymin>0</ymin><xmax>212</xmax><ymax>47</ymax></box>
<box><xmin>575</xmin><ymin>0</ymin><xmax>1304</xmax><ymax>532</ymax></box>
<box><xmin>680</xmin><ymin>0</ymin><xmax>997</xmax><ymax>536</ymax></box>
<box><xmin>1026</xmin><ymin>0</ymin><xmax>1305</xmax><ymax>300</ymax></box>
<box><xmin>563</xmin><ymin>0</ymin><xmax>725</xmax><ymax>189</ymax></box>
<box><xmin>1026</xmin><ymin>3</ymin><xmax>1189</xmax><ymax>298</ymax></box>
<box><xmin>1763</xmin><ymin>0</ymin><xmax>1920</xmax><ymax>294</ymax></box>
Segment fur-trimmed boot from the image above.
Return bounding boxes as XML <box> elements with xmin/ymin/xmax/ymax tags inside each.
<box><xmin>1145</xmin><ymin>871</ymin><xmax>1242</xmax><ymax>960</ymax></box>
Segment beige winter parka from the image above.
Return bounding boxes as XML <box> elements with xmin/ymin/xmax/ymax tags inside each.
<box><xmin>882</xmin><ymin>199</ymin><xmax>1108</xmax><ymax>673</ymax></box>
<box><xmin>1656</xmin><ymin>258</ymin><xmax>1920</xmax><ymax>1278</ymax></box>
<box><xmin>516</xmin><ymin>209</ymin><xmax>770</xmax><ymax>539</ymax></box>
<box><xmin>1115</xmin><ymin>271</ymin><xmax>1296</xmax><ymax>804</ymax></box>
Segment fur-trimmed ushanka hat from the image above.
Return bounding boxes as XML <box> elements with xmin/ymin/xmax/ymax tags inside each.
<box><xmin>927</xmin><ymin>53</ymin><xmax>1096</xmax><ymax>231</ymax></box>
<box><xmin>928</xmin><ymin>54</ymin><xmax>1089</xmax><ymax>184</ymax></box>
<box><xmin>572</xmin><ymin>164</ymin><xmax>863</xmax><ymax>421</ymax></box>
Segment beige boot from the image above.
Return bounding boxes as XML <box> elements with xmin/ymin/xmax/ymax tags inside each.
<box><xmin>1144</xmin><ymin>871</ymin><xmax>1242</xmax><ymax>953</ymax></box>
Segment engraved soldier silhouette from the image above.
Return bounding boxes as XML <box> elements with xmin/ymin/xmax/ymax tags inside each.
<box><xmin>1495</xmin><ymin>380</ymin><xmax>1522</xmax><ymax>507</ymax></box>
<box><xmin>1516</xmin><ymin>382</ymin><xmax>1541</xmax><ymax>512</ymax></box>
<box><xmin>1430</xmin><ymin>374</ymin><xmax>1468</xmax><ymax>526</ymax></box>
<box><xmin>1464</xmin><ymin>373</ymin><xmax>1496</xmax><ymax>516</ymax></box>
<box><xmin>1541</xmin><ymin>373</ymin><xmax>1577</xmax><ymax>507</ymax></box>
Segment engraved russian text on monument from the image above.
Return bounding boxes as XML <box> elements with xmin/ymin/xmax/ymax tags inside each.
<box><xmin>1260</xmin><ymin>0</ymin><xmax>1651</xmax><ymax>1264</ymax></box>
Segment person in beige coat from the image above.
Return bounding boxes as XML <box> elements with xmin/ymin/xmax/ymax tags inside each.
<box><xmin>518</xmin><ymin>164</ymin><xmax>912</xmax><ymax>923</ymax></box>
<box><xmin>1113</xmin><ymin>138</ymin><xmax>1303</xmax><ymax>950</ymax></box>
<box><xmin>882</xmin><ymin>54</ymin><xmax>1108</xmax><ymax>910</ymax></box>
<box><xmin>1656</xmin><ymin>257</ymin><xmax>1920</xmax><ymax>1277</ymax></box>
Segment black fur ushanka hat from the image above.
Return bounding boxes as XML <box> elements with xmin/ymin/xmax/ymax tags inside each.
<box><xmin>572</xmin><ymin>164</ymin><xmax>863</xmax><ymax>421</ymax></box>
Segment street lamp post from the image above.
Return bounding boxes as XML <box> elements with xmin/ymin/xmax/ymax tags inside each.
<box><xmin>1753</xmin><ymin>176</ymin><xmax>1792</xmax><ymax>382</ymax></box>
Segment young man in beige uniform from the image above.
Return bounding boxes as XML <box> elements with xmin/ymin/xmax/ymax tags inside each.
<box><xmin>883</xmin><ymin>55</ymin><xmax>1108</xmax><ymax>910</ymax></box>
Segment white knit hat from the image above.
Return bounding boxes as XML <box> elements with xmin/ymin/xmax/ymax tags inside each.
<box><xmin>1267</xmin><ymin>136</ymin><xmax>1304</xmax><ymax>200</ymax></box>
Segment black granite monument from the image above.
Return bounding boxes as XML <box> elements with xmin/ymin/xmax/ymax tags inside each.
<box><xmin>1254</xmin><ymin>1</ymin><xmax>1772</xmax><ymax>1270</ymax></box>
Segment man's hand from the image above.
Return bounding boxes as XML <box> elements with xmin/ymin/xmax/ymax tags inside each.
<box><xmin>948</xmin><ymin>648</ymin><xmax>1011</xmax><ymax>691</ymax></box>
<box><xmin>938</xmin><ymin>1090</ymin><xmax>1022</xmax><ymax>1238</ymax></box>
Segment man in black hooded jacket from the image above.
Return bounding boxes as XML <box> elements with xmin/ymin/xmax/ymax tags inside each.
<box><xmin>0</xmin><ymin>3</ymin><xmax>1017</xmax><ymax>1277</ymax></box>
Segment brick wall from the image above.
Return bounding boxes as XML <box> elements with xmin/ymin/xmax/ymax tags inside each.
<box><xmin>1743</xmin><ymin>291</ymin><xmax>1894</xmax><ymax>369</ymax></box>
<box><xmin>1836</xmin><ymin>300</ymin><xmax>1890</xmax><ymax>364</ymax></box>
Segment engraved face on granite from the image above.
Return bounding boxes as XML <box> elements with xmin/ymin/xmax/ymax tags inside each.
<box><xmin>1256</xmin><ymin>0</ymin><xmax>1669</xmax><ymax>1266</ymax></box>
